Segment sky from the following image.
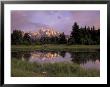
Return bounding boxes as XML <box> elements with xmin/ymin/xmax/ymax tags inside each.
<box><xmin>11</xmin><ymin>10</ymin><xmax>100</xmax><ymax>35</ymax></box>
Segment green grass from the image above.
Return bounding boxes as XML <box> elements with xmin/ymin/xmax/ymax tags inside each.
<box><xmin>11</xmin><ymin>44</ymin><xmax>100</xmax><ymax>77</ymax></box>
<box><xmin>11</xmin><ymin>44</ymin><xmax>100</xmax><ymax>52</ymax></box>
<box><xmin>11</xmin><ymin>58</ymin><xmax>100</xmax><ymax>77</ymax></box>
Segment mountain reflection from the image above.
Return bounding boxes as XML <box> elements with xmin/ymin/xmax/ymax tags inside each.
<box><xmin>31</xmin><ymin>51</ymin><xmax>60</xmax><ymax>59</ymax></box>
<box><xmin>12</xmin><ymin>51</ymin><xmax>100</xmax><ymax>64</ymax></box>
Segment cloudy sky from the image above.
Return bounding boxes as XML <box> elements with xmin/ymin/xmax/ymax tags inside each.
<box><xmin>11</xmin><ymin>10</ymin><xmax>100</xmax><ymax>35</ymax></box>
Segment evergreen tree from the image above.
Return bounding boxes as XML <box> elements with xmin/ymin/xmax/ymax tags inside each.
<box><xmin>69</xmin><ymin>22</ymin><xmax>80</xmax><ymax>44</ymax></box>
<box><xmin>11</xmin><ymin>30</ymin><xmax>23</xmax><ymax>45</ymax></box>
<box><xmin>59</xmin><ymin>32</ymin><xmax>67</xmax><ymax>44</ymax></box>
<box><xmin>23</xmin><ymin>33</ymin><xmax>31</xmax><ymax>45</ymax></box>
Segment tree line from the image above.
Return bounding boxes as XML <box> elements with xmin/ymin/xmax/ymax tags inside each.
<box><xmin>11</xmin><ymin>22</ymin><xmax>100</xmax><ymax>45</ymax></box>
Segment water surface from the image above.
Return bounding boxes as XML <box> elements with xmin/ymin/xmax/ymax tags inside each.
<box><xmin>12</xmin><ymin>51</ymin><xmax>100</xmax><ymax>70</ymax></box>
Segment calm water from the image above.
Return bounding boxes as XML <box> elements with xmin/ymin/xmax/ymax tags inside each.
<box><xmin>12</xmin><ymin>51</ymin><xmax>100</xmax><ymax>70</ymax></box>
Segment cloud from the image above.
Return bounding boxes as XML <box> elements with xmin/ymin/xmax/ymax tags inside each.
<box><xmin>11</xmin><ymin>10</ymin><xmax>100</xmax><ymax>34</ymax></box>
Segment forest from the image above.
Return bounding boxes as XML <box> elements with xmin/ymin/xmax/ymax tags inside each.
<box><xmin>11</xmin><ymin>22</ymin><xmax>100</xmax><ymax>45</ymax></box>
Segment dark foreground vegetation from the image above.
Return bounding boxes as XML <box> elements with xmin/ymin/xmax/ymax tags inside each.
<box><xmin>12</xmin><ymin>58</ymin><xmax>100</xmax><ymax>77</ymax></box>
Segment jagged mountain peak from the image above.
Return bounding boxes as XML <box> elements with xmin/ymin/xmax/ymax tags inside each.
<box><xmin>28</xmin><ymin>26</ymin><xmax>60</xmax><ymax>39</ymax></box>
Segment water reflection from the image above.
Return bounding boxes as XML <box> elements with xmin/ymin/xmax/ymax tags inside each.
<box><xmin>70</xmin><ymin>52</ymin><xmax>100</xmax><ymax>64</ymax></box>
<box><xmin>12</xmin><ymin>51</ymin><xmax>100</xmax><ymax>70</ymax></box>
<box><xmin>31</xmin><ymin>51</ymin><xmax>60</xmax><ymax>59</ymax></box>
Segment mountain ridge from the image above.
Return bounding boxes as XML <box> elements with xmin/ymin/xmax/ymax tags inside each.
<box><xmin>25</xmin><ymin>27</ymin><xmax>61</xmax><ymax>40</ymax></box>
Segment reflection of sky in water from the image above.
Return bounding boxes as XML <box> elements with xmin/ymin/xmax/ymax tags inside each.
<box><xmin>29</xmin><ymin>52</ymin><xmax>72</xmax><ymax>63</ymax></box>
<box><xmin>80</xmin><ymin>60</ymin><xmax>100</xmax><ymax>70</ymax></box>
<box><xmin>12</xmin><ymin>51</ymin><xmax>100</xmax><ymax>70</ymax></box>
<box><xmin>28</xmin><ymin>51</ymin><xmax>100</xmax><ymax>70</ymax></box>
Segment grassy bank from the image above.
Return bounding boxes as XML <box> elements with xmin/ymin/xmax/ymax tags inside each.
<box><xmin>12</xmin><ymin>58</ymin><xmax>100</xmax><ymax>77</ymax></box>
<box><xmin>11</xmin><ymin>44</ymin><xmax>100</xmax><ymax>52</ymax></box>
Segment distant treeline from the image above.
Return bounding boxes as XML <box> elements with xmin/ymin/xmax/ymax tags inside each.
<box><xmin>11</xmin><ymin>22</ymin><xmax>100</xmax><ymax>45</ymax></box>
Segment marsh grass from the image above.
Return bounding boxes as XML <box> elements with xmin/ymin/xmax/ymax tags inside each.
<box><xmin>11</xmin><ymin>44</ymin><xmax>100</xmax><ymax>52</ymax></box>
<box><xmin>11</xmin><ymin>58</ymin><xmax>100</xmax><ymax>77</ymax></box>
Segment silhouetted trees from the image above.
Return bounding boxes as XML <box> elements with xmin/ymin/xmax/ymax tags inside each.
<box><xmin>11</xmin><ymin>22</ymin><xmax>100</xmax><ymax>45</ymax></box>
<box><xmin>58</xmin><ymin>32</ymin><xmax>67</xmax><ymax>44</ymax></box>
<box><xmin>11</xmin><ymin>30</ymin><xmax>23</xmax><ymax>45</ymax></box>
<box><xmin>11</xmin><ymin>30</ymin><xmax>31</xmax><ymax>45</ymax></box>
<box><xmin>23</xmin><ymin>33</ymin><xmax>31</xmax><ymax>45</ymax></box>
<box><xmin>68</xmin><ymin>22</ymin><xmax>100</xmax><ymax>45</ymax></box>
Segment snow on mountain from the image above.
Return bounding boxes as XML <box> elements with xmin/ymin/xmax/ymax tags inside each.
<box><xmin>27</xmin><ymin>26</ymin><xmax>60</xmax><ymax>40</ymax></box>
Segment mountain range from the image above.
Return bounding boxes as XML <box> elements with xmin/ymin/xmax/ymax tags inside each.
<box><xmin>23</xmin><ymin>27</ymin><xmax>61</xmax><ymax>40</ymax></box>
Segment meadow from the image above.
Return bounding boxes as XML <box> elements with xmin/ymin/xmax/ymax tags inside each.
<box><xmin>12</xmin><ymin>44</ymin><xmax>100</xmax><ymax>52</ymax></box>
<box><xmin>12</xmin><ymin>58</ymin><xmax>100</xmax><ymax>77</ymax></box>
<box><xmin>11</xmin><ymin>45</ymin><xmax>100</xmax><ymax>77</ymax></box>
